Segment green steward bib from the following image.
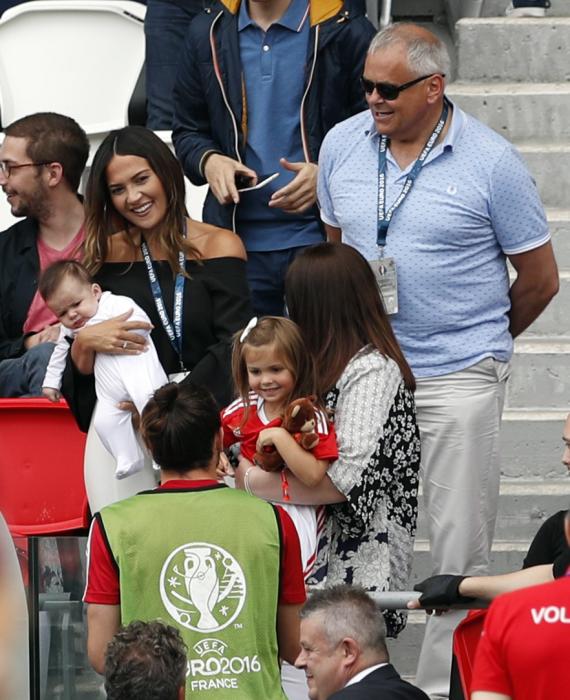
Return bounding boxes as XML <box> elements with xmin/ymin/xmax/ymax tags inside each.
<box><xmin>100</xmin><ymin>483</ymin><xmax>286</xmax><ymax>699</ymax></box>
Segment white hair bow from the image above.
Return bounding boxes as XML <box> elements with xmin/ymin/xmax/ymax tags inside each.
<box><xmin>239</xmin><ymin>316</ymin><xmax>258</xmax><ymax>343</ymax></box>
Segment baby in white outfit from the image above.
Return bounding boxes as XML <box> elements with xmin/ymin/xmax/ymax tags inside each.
<box><xmin>40</xmin><ymin>260</ymin><xmax>167</xmax><ymax>479</ymax></box>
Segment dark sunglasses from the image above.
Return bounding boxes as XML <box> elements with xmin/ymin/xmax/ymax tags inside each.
<box><xmin>360</xmin><ymin>73</ymin><xmax>443</xmax><ymax>101</ymax></box>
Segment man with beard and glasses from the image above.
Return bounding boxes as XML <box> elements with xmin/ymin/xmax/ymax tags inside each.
<box><xmin>0</xmin><ymin>112</ymin><xmax>89</xmax><ymax>397</ymax></box>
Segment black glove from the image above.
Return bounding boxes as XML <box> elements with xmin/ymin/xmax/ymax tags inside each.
<box><xmin>413</xmin><ymin>574</ymin><xmax>473</xmax><ymax>607</ymax></box>
<box><xmin>553</xmin><ymin>548</ymin><xmax>570</xmax><ymax>579</ymax></box>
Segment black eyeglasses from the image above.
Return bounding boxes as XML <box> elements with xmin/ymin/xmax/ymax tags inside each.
<box><xmin>360</xmin><ymin>74</ymin><xmax>443</xmax><ymax>101</ymax></box>
<box><xmin>0</xmin><ymin>161</ymin><xmax>51</xmax><ymax>177</ymax></box>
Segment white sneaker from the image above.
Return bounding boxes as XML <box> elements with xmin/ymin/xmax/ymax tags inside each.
<box><xmin>505</xmin><ymin>2</ymin><xmax>548</xmax><ymax>16</ymax></box>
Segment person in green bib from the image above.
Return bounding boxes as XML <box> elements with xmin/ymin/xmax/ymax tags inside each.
<box><xmin>84</xmin><ymin>382</ymin><xmax>305</xmax><ymax>699</ymax></box>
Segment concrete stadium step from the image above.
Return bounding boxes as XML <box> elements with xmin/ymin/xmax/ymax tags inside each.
<box><xmin>521</xmin><ymin>273</ymin><xmax>570</xmax><ymax>338</ymax></box>
<box><xmin>388</xmin><ymin>6</ymin><xmax>569</xmax><ymax>685</ymax></box>
<box><xmin>394</xmin><ymin>538</ymin><xmax>551</xmax><ymax>674</ymax></box>
<box><xmin>456</xmin><ymin>18</ymin><xmax>570</xmax><ymax>82</ymax></box>
<box><xmin>547</xmin><ymin>208</ymin><xmax>570</xmax><ymax>269</ymax></box>
<box><xmin>446</xmin><ymin>82</ymin><xmax>570</xmax><ymax>141</ymax></box>
<box><xmin>390</xmin><ymin>610</ymin><xmax>428</xmax><ymax>679</ymax></box>
<box><xmin>483</xmin><ymin>0</ymin><xmax>570</xmax><ymax>16</ymax></box>
<box><xmin>409</xmin><ymin>541</ymin><xmax>527</xmax><ymax>584</ymax></box>
<box><xmin>497</xmin><ymin>210</ymin><xmax>570</xmax><ymax>282</ymax></box>
<box><xmin>415</xmin><ymin>480</ymin><xmax>570</xmax><ymax>541</ymax></box>
<box><xmin>507</xmin><ymin>338</ymin><xmax>570</xmax><ymax>408</ymax></box>
<box><xmin>516</xmin><ymin>142</ymin><xmax>570</xmax><ymax>208</ymax></box>
<box><xmin>391</xmin><ymin>0</ymin><xmax>445</xmax><ymax>18</ymax></box>
<box><xmin>500</xmin><ymin>408</ymin><xmax>568</xmax><ymax>479</ymax></box>
<box><xmin>389</xmin><ymin>543</ymin><xmax>536</xmax><ymax>677</ymax></box>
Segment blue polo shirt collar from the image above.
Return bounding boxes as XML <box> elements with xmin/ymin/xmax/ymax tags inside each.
<box><xmin>238</xmin><ymin>0</ymin><xmax>309</xmax><ymax>32</ymax></box>
<box><xmin>363</xmin><ymin>98</ymin><xmax>466</xmax><ymax>172</ymax></box>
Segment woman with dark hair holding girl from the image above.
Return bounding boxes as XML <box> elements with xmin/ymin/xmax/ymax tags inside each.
<box><xmin>232</xmin><ymin>242</ymin><xmax>421</xmax><ymax>637</ymax></box>
<box><xmin>62</xmin><ymin>126</ymin><xmax>252</xmax><ymax>511</ymax></box>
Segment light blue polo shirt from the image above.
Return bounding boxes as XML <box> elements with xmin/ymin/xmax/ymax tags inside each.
<box><xmin>317</xmin><ymin>103</ymin><xmax>550</xmax><ymax>377</ymax></box>
<box><xmin>236</xmin><ymin>0</ymin><xmax>322</xmax><ymax>251</ymax></box>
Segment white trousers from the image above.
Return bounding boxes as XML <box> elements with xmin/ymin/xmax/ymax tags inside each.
<box><xmin>282</xmin><ymin>661</ymin><xmax>309</xmax><ymax>700</ymax></box>
<box><xmin>414</xmin><ymin>357</ymin><xmax>510</xmax><ymax>699</ymax></box>
<box><xmin>84</xmin><ymin>413</ymin><xmax>159</xmax><ymax>514</ymax></box>
<box><xmin>93</xmin><ymin>343</ymin><xmax>167</xmax><ymax>480</ymax></box>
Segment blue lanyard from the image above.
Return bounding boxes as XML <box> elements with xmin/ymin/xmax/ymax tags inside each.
<box><xmin>140</xmin><ymin>240</ymin><xmax>186</xmax><ymax>369</ymax></box>
<box><xmin>377</xmin><ymin>100</ymin><xmax>449</xmax><ymax>248</ymax></box>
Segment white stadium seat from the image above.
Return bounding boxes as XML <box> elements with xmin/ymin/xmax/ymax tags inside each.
<box><xmin>0</xmin><ymin>5</ymin><xmax>208</xmax><ymax>225</ymax></box>
<box><xmin>0</xmin><ymin>0</ymin><xmax>146</xmax><ymax>161</ymax></box>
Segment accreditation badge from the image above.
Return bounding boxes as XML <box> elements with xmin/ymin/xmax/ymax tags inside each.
<box><xmin>370</xmin><ymin>257</ymin><xmax>398</xmax><ymax>315</ymax></box>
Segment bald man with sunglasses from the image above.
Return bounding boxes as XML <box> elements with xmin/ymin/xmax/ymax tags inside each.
<box><xmin>316</xmin><ymin>23</ymin><xmax>559</xmax><ymax>700</ymax></box>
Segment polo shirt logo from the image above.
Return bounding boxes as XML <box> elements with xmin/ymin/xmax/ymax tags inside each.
<box><xmin>530</xmin><ymin>606</ymin><xmax>570</xmax><ymax>624</ymax></box>
<box><xmin>159</xmin><ymin>542</ymin><xmax>247</xmax><ymax>632</ymax></box>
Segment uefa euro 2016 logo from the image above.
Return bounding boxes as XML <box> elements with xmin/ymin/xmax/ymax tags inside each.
<box><xmin>159</xmin><ymin>542</ymin><xmax>246</xmax><ymax>632</ymax></box>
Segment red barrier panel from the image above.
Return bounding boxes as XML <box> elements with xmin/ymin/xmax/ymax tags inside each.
<box><xmin>452</xmin><ymin>608</ymin><xmax>487</xmax><ymax>699</ymax></box>
<box><xmin>0</xmin><ymin>398</ymin><xmax>89</xmax><ymax>535</ymax></box>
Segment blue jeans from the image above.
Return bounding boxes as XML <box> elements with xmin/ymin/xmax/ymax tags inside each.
<box><xmin>245</xmin><ymin>247</ymin><xmax>310</xmax><ymax>317</ymax></box>
<box><xmin>0</xmin><ymin>342</ymin><xmax>55</xmax><ymax>397</ymax></box>
<box><xmin>144</xmin><ymin>0</ymin><xmax>202</xmax><ymax>130</ymax></box>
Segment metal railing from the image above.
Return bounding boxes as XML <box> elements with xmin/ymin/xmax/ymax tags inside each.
<box><xmin>365</xmin><ymin>0</ymin><xmax>392</xmax><ymax>30</ymax></box>
<box><xmin>368</xmin><ymin>591</ymin><xmax>488</xmax><ymax>610</ymax></box>
<box><xmin>380</xmin><ymin>0</ymin><xmax>392</xmax><ymax>27</ymax></box>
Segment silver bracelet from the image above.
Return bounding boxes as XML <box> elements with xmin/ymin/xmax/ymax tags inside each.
<box><xmin>244</xmin><ymin>466</ymin><xmax>256</xmax><ymax>495</ymax></box>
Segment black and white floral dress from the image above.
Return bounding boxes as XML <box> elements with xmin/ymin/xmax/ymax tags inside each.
<box><xmin>307</xmin><ymin>346</ymin><xmax>421</xmax><ymax>637</ymax></box>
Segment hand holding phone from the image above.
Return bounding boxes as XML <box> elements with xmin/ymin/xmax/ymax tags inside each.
<box><xmin>203</xmin><ymin>154</ymin><xmax>257</xmax><ymax>205</ymax></box>
<box><xmin>236</xmin><ymin>172</ymin><xmax>280</xmax><ymax>192</ymax></box>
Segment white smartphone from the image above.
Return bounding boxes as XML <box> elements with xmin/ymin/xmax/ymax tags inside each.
<box><xmin>237</xmin><ymin>172</ymin><xmax>280</xmax><ymax>192</ymax></box>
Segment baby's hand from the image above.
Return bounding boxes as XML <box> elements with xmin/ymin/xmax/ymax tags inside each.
<box><xmin>42</xmin><ymin>387</ymin><xmax>61</xmax><ymax>402</ymax></box>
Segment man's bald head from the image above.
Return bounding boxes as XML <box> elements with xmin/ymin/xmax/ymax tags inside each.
<box><xmin>368</xmin><ymin>22</ymin><xmax>451</xmax><ymax>81</ymax></box>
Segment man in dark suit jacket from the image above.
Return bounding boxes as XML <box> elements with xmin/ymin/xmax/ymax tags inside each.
<box><xmin>296</xmin><ymin>586</ymin><xmax>428</xmax><ymax>700</ymax></box>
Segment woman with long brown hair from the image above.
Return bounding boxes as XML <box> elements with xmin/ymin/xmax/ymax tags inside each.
<box><xmin>232</xmin><ymin>242</ymin><xmax>420</xmax><ymax>638</ymax></box>
<box><xmin>75</xmin><ymin>126</ymin><xmax>251</xmax><ymax>395</ymax></box>
<box><xmin>62</xmin><ymin>126</ymin><xmax>252</xmax><ymax>511</ymax></box>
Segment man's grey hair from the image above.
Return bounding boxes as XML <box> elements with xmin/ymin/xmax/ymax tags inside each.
<box><xmin>301</xmin><ymin>586</ymin><xmax>388</xmax><ymax>657</ymax></box>
<box><xmin>368</xmin><ymin>23</ymin><xmax>451</xmax><ymax>80</ymax></box>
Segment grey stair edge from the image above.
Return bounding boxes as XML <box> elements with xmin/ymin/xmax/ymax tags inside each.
<box><xmin>502</xmin><ymin>407</ymin><xmax>569</xmax><ymax>420</ymax></box>
<box><xmin>546</xmin><ymin>207</ymin><xmax>570</xmax><ymax>221</ymax></box>
<box><xmin>402</xmin><ymin>610</ymin><xmax>427</xmax><ymax>624</ymax></box>
<box><xmin>413</xmin><ymin>539</ymin><xmax>539</xmax><ymax>552</ymax></box>
<box><xmin>457</xmin><ymin>16</ymin><xmax>570</xmax><ymax>24</ymax></box>
<box><xmin>513</xmin><ymin>337</ymin><xmax>570</xmax><ymax>352</ymax></box>
<box><xmin>418</xmin><ymin>478</ymin><xmax>570</xmax><ymax>496</ymax></box>
<box><xmin>448</xmin><ymin>82</ymin><xmax>570</xmax><ymax>94</ymax></box>
<box><xmin>515</xmin><ymin>142</ymin><xmax>570</xmax><ymax>153</ymax></box>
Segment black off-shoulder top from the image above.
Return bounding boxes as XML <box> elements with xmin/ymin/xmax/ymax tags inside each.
<box><xmin>62</xmin><ymin>257</ymin><xmax>252</xmax><ymax>430</ymax></box>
